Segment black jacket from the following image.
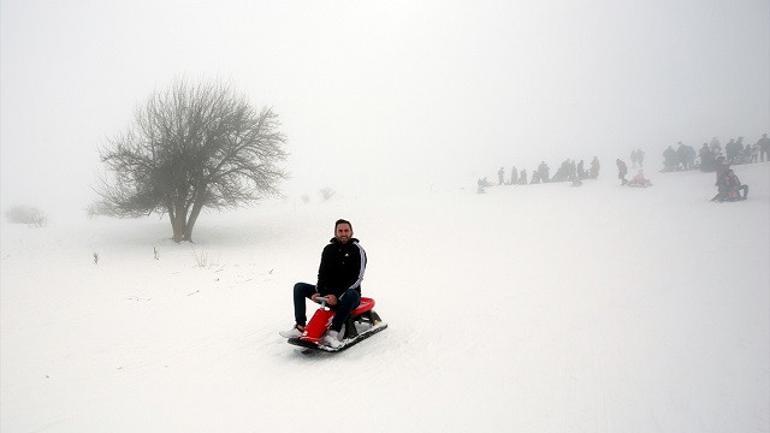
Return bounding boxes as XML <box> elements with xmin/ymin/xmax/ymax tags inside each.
<box><xmin>316</xmin><ymin>238</ymin><xmax>367</xmax><ymax>298</ymax></box>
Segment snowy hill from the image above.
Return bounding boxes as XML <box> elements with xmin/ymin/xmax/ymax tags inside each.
<box><xmin>2</xmin><ymin>163</ymin><xmax>769</xmax><ymax>433</ymax></box>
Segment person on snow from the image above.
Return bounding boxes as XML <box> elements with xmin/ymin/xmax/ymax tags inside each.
<box><xmin>537</xmin><ymin>161</ymin><xmax>550</xmax><ymax>183</ymax></box>
<box><xmin>747</xmin><ymin>141</ymin><xmax>759</xmax><ymax>163</ymax></box>
<box><xmin>684</xmin><ymin>144</ymin><xmax>697</xmax><ymax>170</ymax></box>
<box><xmin>709</xmin><ymin>137</ymin><xmax>722</xmax><ymax>156</ymax></box>
<box><xmin>676</xmin><ymin>142</ymin><xmax>690</xmax><ymax>170</ymax></box>
<box><xmin>627</xmin><ymin>170</ymin><xmax>652</xmax><ymax>187</ymax></box>
<box><xmin>590</xmin><ymin>157</ymin><xmax>600</xmax><ymax>179</ymax></box>
<box><xmin>735</xmin><ymin>137</ymin><xmax>746</xmax><ymax>163</ymax></box>
<box><xmin>712</xmin><ymin>169</ymin><xmax>749</xmax><ymax>202</ymax></box>
<box><xmin>577</xmin><ymin>160</ymin><xmax>586</xmax><ymax>179</ymax></box>
<box><xmin>757</xmin><ymin>133</ymin><xmax>770</xmax><ymax>162</ymax></box>
<box><xmin>519</xmin><ymin>169</ymin><xmax>528</xmax><ymax>185</ymax></box>
<box><xmin>616</xmin><ymin>158</ymin><xmax>628</xmax><ymax>185</ymax></box>
<box><xmin>477</xmin><ymin>178</ymin><xmax>486</xmax><ymax>194</ymax></box>
<box><xmin>725</xmin><ymin>138</ymin><xmax>738</xmax><ymax>163</ymax></box>
<box><xmin>715</xmin><ymin>156</ymin><xmax>730</xmax><ymax>186</ymax></box>
<box><xmin>699</xmin><ymin>143</ymin><xmax>715</xmax><ymax>172</ymax></box>
<box><xmin>712</xmin><ymin>162</ymin><xmax>730</xmax><ymax>200</ymax></box>
<box><xmin>663</xmin><ymin>145</ymin><xmax>679</xmax><ymax>171</ymax></box>
<box><xmin>498</xmin><ymin>167</ymin><xmax>505</xmax><ymax>185</ymax></box>
<box><xmin>723</xmin><ymin>169</ymin><xmax>749</xmax><ymax>200</ymax></box>
<box><xmin>281</xmin><ymin>219</ymin><xmax>367</xmax><ymax>348</ymax></box>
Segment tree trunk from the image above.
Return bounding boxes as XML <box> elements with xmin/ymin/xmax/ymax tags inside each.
<box><xmin>184</xmin><ymin>195</ymin><xmax>206</xmax><ymax>242</ymax></box>
<box><xmin>172</xmin><ymin>204</ymin><xmax>187</xmax><ymax>243</ymax></box>
<box><xmin>183</xmin><ymin>212</ymin><xmax>198</xmax><ymax>242</ymax></box>
<box><xmin>172</xmin><ymin>218</ymin><xmax>185</xmax><ymax>242</ymax></box>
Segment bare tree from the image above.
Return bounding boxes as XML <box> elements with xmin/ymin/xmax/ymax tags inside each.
<box><xmin>93</xmin><ymin>80</ymin><xmax>287</xmax><ymax>242</ymax></box>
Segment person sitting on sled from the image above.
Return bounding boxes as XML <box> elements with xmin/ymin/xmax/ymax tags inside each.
<box><xmin>281</xmin><ymin>219</ymin><xmax>367</xmax><ymax>347</ymax></box>
<box><xmin>627</xmin><ymin>170</ymin><xmax>652</xmax><ymax>187</ymax></box>
<box><xmin>712</xmin><ymin>168</ymin><xmax>749</xmax><ymax>202</ymax></box>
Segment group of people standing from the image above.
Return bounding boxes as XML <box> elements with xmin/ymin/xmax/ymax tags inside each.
<box><xmin>661</xmin><ymin>133</ymin><xmax>768</xmax><ymax>201</ymax></box>
<box><xmin>478</xmin><ymin>157</ymin><xmax>600</xmax><ymax>193</ymax></box>
<box><xmin>662</xmin><ymin>142</ymin><xmax>697</xmax><ymax>171</ymax></box>
<box><xmin>477</xmin><ymin>133</ymin><xmax>766</xmax><ymax>197</ymax></box>
<box><xmin>660</xmin><ymin>133</ymin><xmax>767</xmax><ymax>202</ymax></box>
<box><xmin>663</xmin><ymin>134</ymin><xmax>769</xmax><ymax>173</ymax></box>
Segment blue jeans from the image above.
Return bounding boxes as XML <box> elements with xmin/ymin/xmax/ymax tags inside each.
<box><xmin>293</xmin><ymin>282</ymin><xmax>361</xmax><ymax>332</ymax></box>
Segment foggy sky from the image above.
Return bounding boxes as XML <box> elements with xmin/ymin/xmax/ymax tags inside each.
<box><xmin>1</xmin><ymin>0</ymin><xmax>768</xmax><ymax>219</ymax></box>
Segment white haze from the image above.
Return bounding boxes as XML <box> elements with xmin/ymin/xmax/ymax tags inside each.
<box><xmin>1</xmin><ymin>0</ymin><xmax>768</xmax><ymax>220</ymax></box>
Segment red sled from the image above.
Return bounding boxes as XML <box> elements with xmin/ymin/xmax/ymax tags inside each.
<box><xmin>287</xmin><ymin>296</ymin><xmax>388</xmax><ymax>352</ymax></box>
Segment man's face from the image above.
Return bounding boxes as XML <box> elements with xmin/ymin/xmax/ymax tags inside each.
<box><xmin>335</xmin><ymin>223</ymin><xmax>352</xmax><ymax>244</ymax></box>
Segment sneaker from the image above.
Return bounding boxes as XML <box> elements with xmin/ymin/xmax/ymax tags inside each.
<box><xmin>322</xmin><ymin>330</ymin><xmax>343</xmax><ymax>348</ymax></box>
<box><xmin>279</xmin><ymin>324</ymin><xmax>305</xmax><ymax>339</ymax></box>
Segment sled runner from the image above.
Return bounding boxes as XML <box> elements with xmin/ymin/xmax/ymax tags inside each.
<box><xmin>286</xmin><ymin>296</ymin><xmax>388</xmax><ymax>353</ymax></box>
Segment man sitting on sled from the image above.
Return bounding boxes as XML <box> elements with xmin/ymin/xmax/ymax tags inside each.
<box><xmin>280</xmin><ymin>219</ymin><xmax>367</xmax><ymax>348</ymax></box>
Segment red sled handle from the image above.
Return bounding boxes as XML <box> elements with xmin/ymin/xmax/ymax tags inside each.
<box><xmin>301</xmin><ymin>296</ymin><xmax>377</xmax><ymax>342</ymax></box>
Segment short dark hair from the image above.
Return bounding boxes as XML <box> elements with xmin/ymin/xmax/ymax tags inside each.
<box><xmin>335</xmin><ymin>219</ymin><xmax>352</xmax><ymax>231</ymax></box>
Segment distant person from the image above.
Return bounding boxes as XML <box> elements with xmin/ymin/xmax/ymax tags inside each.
<box><xmin>725</xmin><ymin>169</ymin><xmax>749</xmax><ymax>200</ymax></box>
<box><xmin>663</xmin><ymin>145</ymin><xmax>678</xmax><ymax>171</ymax></box>
<box><xmin>699</xmin><ymin>143</ymin><xmax>715</xmax><ymax>172</ymax></box>
<box><xmin>590</xmin><ymin>157</ymin><xmax>600</xmax><ymax>179</ymax></box>
<box><xmin>519</xmin><ymin>169</ymin><xmax>528</xmax><ymax>185</ymax></box>
<box><xmin>725</xmin><ymin>138</ymin><xmax>738</xmax><ymax>163</ymax></box>
<box><xmin>684</xmin><ymin>144</ymin><xmax>696</xmax><ymax>170</ymax></box>
<box><xmin>677</xmin><ymin>142</ymin><xmax>689</xmax><ymax>170</ymax></box>
<box><xmin>577</xmin><ymin>160</ymin><xmax>586</xmax><ymax>179</ymax></box>
<box><xmin>510</xmin><ymin>166</ymin><xmax>518</xmax><ymax>185</ymax></box>
<box><xmin>627</xmin><ymin>170</ymin><xmax>652</xmax><ymax>188</ymax></box>
<box><xmin>477</xmin><ymin>177</ymin><xmax>492</xmax><ymax>193</ymax></box>
<box><xmin>531</xmin><ymin>171</ymin><xmax>541</xmax><ymax>184</ymax></box>
<box><xmin>712</xmin><ymin>157</ymin><xmax>731</xmax><ymax>198</ymax></box>
<box><xmin>712</xmin><ymin>169</ymin><xmax>748</xmax><ymax>201</ymax></box>
<box><xmin>537</xmin><ymin>161</ymin><xmax>550</xmax><ymax>183</ymax></box>
<box><xmin>616</xmin><ymin>158</ymin><xmax>628</xmax><ymax>185</ymax></box>
<box><xmin>735</xmin><ymin>137</ymin><xmax>746</xmax><ymax>163</ymax></box>
<box><xmin>743</xmin><ymin>144</ymin><xmax>759</xmax><ymax>164</ymax></box>
<box><xmin>757</xmin><ymin>133</ymin><xmax>770</xmax><ymax>162</ymax></box>
<box><xmin>498</xmin><ymin>167</ymin><xmax>505</xmax><ymax>185</ymax></box>
<box><xmin>709</xmin><ymin>137</ymin><xmax>722</xmax><ymax>156</ymax></box>
<box><xmin>552</xmin><ymin>159</ymin><xmax>570</xmax><ymax>182</ymax></box>
<box><xmin>715</xmin><ymin>156</ymin><xmax>729</xmax><ymax>185</ymax></box>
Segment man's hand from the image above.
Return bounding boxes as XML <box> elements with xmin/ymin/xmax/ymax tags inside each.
<box><xmin>325</xmin><ymin>294</ymin><xmax>338</xmax><ymax>306</ymax></box>
<box><xmin>311</xmin><ymin>293</ymin><xmax>337</xmax><ymax>305</ymax></box>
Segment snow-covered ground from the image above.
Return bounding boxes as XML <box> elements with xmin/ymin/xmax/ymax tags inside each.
<box><xmin>2</xmin><ymin>163</ymin><xmax>769</xmax><ymax>433</ymax></box>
